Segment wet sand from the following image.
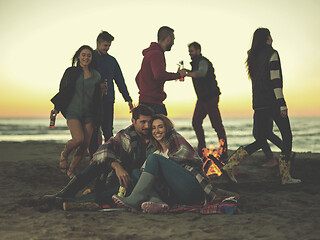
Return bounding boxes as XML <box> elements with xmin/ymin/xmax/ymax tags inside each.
<box><xmin>0</xmin><ymin>142</ymin><xmax>319</xmax><ymax>240</ymax></box>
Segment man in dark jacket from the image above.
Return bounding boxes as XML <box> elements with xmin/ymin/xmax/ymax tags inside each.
<box><xmin>135</xmin><ymin>26</ymin><xmax>187</xmax><ymax>115</ymax></box>
<box><xmin>89</xmin><ymin>31</ymin><xmax>134</xmax><ymax>158</ymax></box>
<box><xmin>186</xmin><ymin>42</ymin><xmax>227</xmax><ymax>158</ymax></box>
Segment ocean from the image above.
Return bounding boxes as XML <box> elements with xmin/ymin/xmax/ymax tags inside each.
<box><xmin>0</xmin><ymin>117</ymin><xmax>319</xmax><ymax>153</ymax></box>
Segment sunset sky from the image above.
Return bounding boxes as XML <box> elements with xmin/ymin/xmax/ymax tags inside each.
<box><xmin>0</xmin><ymin>0</ymin><xmax>319</xmax><ymax>119</ymax></box>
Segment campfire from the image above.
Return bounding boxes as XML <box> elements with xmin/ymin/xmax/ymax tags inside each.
<box><xmin>202</xmin><ymin>139</ymin><xmax>226</xmax><ymax>177</ymax></box>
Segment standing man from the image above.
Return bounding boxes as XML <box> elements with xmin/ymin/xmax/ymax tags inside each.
<box><xmin>89</xmin><ymin>31</ymin><xmax>134</xmax><ymax>157</ymax></box>
<box><xmin>135</xmin><ymin>26</ymin><xmax>187</xmax><ymax>115</ymax></box>
<box><xmin>186</xmin><ymin>42</ymin><xmax>227</xmax><ymax>158</ymax></box>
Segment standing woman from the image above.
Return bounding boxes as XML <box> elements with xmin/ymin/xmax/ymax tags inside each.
<box><xmin>51</xmin><ymin>45</ymin><xmax>104</xmax><ymax>179</ymax></box>
<box><xmin>223</xmin><ymin>28</ymin><xmax>301</xmax><ymax>184</ymax></box>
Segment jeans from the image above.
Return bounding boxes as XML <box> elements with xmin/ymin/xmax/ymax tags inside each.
<box><xmin>245</xmin><ymin>107</ymin><xmax>292</xmax><ymax>158</ymax></box>
<box><xmin>143</xmin><ymin>153</ymin><xmax>203</xmax><ymax>205</ymax></box>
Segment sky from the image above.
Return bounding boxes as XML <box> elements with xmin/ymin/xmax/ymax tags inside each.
<box><xmin>0</xmin><ymin>0</ymin><xmax>319</xmax><ymax>119</ymax></box>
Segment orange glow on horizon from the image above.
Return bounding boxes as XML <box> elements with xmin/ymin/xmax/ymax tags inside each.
<box><xmin>0</xmin><ymin>101</ymin><xmax>319</xmax><ymax>118</ymax></box>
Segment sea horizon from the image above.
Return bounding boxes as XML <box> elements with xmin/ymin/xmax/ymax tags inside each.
<box><xmin>0</xmin><ymin>117</ymin><xmax>319</xmax><ymax>154</ymax></box>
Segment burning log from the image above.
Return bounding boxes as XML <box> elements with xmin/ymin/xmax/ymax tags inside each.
<box><xmin>202</xmin><ymin>139</ymin><xmax>227</xmax><ymax>177</ymax></box>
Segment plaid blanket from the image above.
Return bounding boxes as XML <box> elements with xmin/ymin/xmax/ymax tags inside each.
<box><xmin>160</xmin><ymin>130</ymin><xmax>229</xmax><ymax>203</ymax></box>
<box><xmin>91</xmin><ymin>125</ymin><xmax>146</xmax><ymax>187</ymax></box>
<box><xmin>164</xmin><ymin>196</ymin><xmax>237</xmax><ymax>215</ymax></box>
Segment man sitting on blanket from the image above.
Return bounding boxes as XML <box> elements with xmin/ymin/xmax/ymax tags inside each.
<box><xmin>41</xmin><ymin>104</ymin><xmax>155</xmax><ymax>206</ymax></box>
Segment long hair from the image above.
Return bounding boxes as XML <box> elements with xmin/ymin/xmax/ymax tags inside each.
<box><xmin>150</xmin><ymin>114</ymin><xmax>174</xmax><ymax>152</ymax></box>
<box><xmin>246</xmin><ymin>28</ymin><xmax>271</xmax><ymax>80</ymax></box>
<box><xmin>71</xmin><ymin>45</ymin><xmax>96</xmax><ymax>70</ymax></box>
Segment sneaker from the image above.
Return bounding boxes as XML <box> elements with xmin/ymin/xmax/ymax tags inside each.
<box><xmin>141</xmin><ymin>202</ymin><xmax>169</xmax><ymax>213</ymax></box>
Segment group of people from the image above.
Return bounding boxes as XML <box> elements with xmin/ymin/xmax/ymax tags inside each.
<box><xmin>46</xmin><ymin>26</ymin><xmax>301</xmax><ymax>214</ymax></box>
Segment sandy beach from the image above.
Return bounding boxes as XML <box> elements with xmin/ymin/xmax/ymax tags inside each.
<box><xmin>0</xmin><ymin>141</ymin><xmax>319</xmax><ymax>240</ymax></box>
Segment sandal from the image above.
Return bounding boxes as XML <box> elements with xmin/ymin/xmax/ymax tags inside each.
<box><xmin>59</xmin><ymin>151</ymin><xmax>68</xmax><ymax>174</ymax></box>
<box><xmin>67</xmin><ymin>170</ymin><xmax>75</xmax><ymax>179</ymax></box>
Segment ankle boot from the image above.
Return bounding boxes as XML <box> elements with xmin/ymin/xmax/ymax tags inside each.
<box><xmin>279</xmin><ymin>154</ymin><xmax>301</xmax><ymax>185</ymax></box>
<box><xmin>222</xmin><ymin>146</ymin><xmax>248</xmax><ymax>183</ymax></box>
<box><xmin>112</xmin><ymin>172</ymin><xmax>155</xmax><ymax>211</ymax></box>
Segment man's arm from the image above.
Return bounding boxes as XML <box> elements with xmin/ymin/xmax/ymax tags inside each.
<box><xmin>91</xmin><ymin>130</ymin><xmax>131</xmax><ymax>187</ymax></box>
<box><xmin>111</xmin><ymin>162</ymin><xmax>130</xmax><ymax>187</ymax></box>
<box><xmin>113</xmin><ymin>59</ymin><xmax>132</xmax><ymax>102</ymax></box>
<box><xmin>150</xmin><ymin>51</ymin><xmax>185</xmax><ymax>81</ymax></box>
<box><xmin>186</xmin><ymin>60</ymin><xmax>208</xmax><ymax>78</ymax></box>
<box><xmin>113</xmin><ymin>59</ymin><xmax>133</xmax><ymax>111</ymax></box>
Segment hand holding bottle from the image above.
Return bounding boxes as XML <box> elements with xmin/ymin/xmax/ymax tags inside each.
<box><xmin>49</xmin><ymin>109</ymin><xmax>58</xmax><ymax>128</ymax></box>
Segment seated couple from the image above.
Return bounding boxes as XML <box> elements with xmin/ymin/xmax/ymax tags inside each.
<box><xmin>42</xmin><ymin>104</ymin><xmax>238</xmax><ymax>213</ymax></box>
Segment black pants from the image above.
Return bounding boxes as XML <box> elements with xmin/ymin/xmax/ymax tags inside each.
<box><xmin>252</xmin><ymin>111</ymin><xmax>283</xmax><ymax>158</ymax></box>
<box><xmin>245</xmin><ymin>107</ymin><xmax>292</xmax><ymax>158</ymax></box>
<box><xmin>139</xmin><ymin>102</ymin><xmax>167</xmax><ymax>116</ymax></box>
<box><xmin>89</xmin><ymin>101</ymin><xmax>114</xmax><ymax>158</ymax></box>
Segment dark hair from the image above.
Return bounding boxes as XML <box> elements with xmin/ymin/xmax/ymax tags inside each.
<box><xmin>97</xmin><ymin>31</ymin><xmax>114</xmax><ymax>43</ymax></box>
<box><xmin>131</xmin><ymin>104</ymin><xmax>154</xmax><ymax>120</ymax></box>
<box><xmin>246</xmin><ymin>28</ymin><xmax>271</xmax><ymax>80</ymax></box>
<box><xmin>188</xmin><ymin>41</ymin><xmax>201</xmax><ymax>52</ymax></box>
<box><xmin>157</xmin><ymin>26</ymin><xmax>174</xmax><ymax>42</ymax></box>
<box><xmin>72</xmin><ymin>45</ymin><xmax>96</xmax><ymax>70</ymax></box>
<box><xmin>150</xmin><ymin>114</ymin><xmax>174</xmax><ymax>152</ymax></box>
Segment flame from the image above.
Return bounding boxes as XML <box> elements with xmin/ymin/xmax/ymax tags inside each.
<box><xmin>202</xmin><ymin>139</ymin><xmax>226</xmax><ymax>177</ymax></box>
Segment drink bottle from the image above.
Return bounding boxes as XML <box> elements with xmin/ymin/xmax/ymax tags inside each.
<box><xmin>179</xmin><ymin>60</ymin><xmax>185</xmax><ymax>81</ymax></box>
<box><xmin>117</xmin><ymin>186</ymin><xmax>126</xmax><ymax>198</ymax></box>
<box><xmin>49</xmin><ymin>111</ymin><xmax>56</xmax><ymax>128</ymax></box>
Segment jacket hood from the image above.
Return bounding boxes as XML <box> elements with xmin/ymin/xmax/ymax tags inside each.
<box><xmin>142</xmin><ymin>42</ymin><xmax>163</xmax><ymax>56</ymax></box>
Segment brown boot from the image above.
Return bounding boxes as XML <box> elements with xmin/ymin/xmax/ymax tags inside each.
<box><xmin>222</xmin><ymin>146</ymin><xmax>248</xmax><ymax>183</ymax></box>
<box><xmin>279</xmin><ymin>154</ymin><xmax>301</xmax><ymax>185</ymax></box>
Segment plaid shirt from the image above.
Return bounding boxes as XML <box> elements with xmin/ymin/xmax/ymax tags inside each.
<box><xmin>156</xmin><ymin>130</ymin><xmax>220</xmax><ymax>203</ymax></box>
<box><xmin>91</xmin><ymin>125</ymin><xmax>146</xmax><ymax>187</ymax></box>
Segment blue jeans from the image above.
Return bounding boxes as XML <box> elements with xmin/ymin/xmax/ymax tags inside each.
<box><xmin>143</xmin><ymin>153</ymin><xmax>203</xmax><ymax>205</ymax></box>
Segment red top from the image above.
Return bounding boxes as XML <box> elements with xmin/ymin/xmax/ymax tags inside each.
<box><xmin>136</xmin><ymin>42</ymin><xmax>181</xmax><ymax>105</ymax></box>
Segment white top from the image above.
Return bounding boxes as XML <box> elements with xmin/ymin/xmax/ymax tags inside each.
<box><xmin>141</xmin><ymin>149</ymin><xmax>169</xmax><ymax>170</ymax></box>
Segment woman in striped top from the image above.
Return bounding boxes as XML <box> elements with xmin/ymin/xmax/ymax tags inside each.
<box><xmin>223</xmin><ymin>28</ymin><xmax>301</xmax><ymax>185</ymax></box>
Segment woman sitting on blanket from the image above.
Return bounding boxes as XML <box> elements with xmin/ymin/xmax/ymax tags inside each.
<box><xmin>113</xmin><ymin>114</ymin><xmax>238</xmax><ymax>213</ymax></box>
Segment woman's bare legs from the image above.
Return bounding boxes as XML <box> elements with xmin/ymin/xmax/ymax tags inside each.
<box><xmin>67</xmin><ymin>121</ymin><xmax>93</xmax><ymax>179</ymax></box>
<box><xmin>60</xmin><ymin>119</ymin><xmax>84</xmax><ymax>173</ymax></box>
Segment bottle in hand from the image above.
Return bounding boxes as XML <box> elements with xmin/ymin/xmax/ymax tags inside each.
<box><xmin>49</xmin><ymin>111</ymin><xmax>56</xmax><ymax>128</ymax></box>
<box><xmin>178</xmin><ymin>60</ymin><xmax>185</xmax><ymax>81</ymax></box>
<box><xmin>117</xmin><ymin>186</ymin><xmax>126</xmax><ymax>198</ymax></box>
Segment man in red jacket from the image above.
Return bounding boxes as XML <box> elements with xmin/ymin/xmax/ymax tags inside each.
<box><xmin>135</xmin><ymin>26</ymin><xmax>187</xmax><ymax>115</ymax></box>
